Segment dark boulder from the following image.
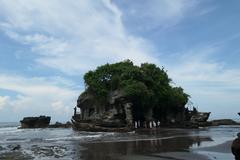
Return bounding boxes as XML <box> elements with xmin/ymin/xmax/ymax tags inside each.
<box><xmin>232</xmin><ymin>133</ymin><xmax>240</xmax><ymax>160</ymax></box>
<box><xmin>48</xmin><ymin>121</ymin><xmax>72</xmax><ymax>128</ymax></box>
<box><xmin>20</xmin><ymin>116</ymin><xmax>51</xmax><ymax>128</ymax></box>
<box><xmin>7</xmin><ymin>144</ymin><xmax>21</xmax><ymax>151</ymax></box>
<box><xmin>190</xmin><ymin>112</ymin><xmax>211</xmax><ymax>123</ymax></box>
<box><xmin>210</xmin><ymin>119</ymin><xmax>239</xmax><ymax>126</ymax></box>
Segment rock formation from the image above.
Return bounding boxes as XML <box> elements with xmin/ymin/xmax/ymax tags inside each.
<box><xmin>231</xmin><ymin>132</ymin><xmax>240</xmax><ymax>160</ymax></box>
<box><xmin>48</xmin><ymin>121</ymin><xmax>72</xmax><ymax>128</ymax></box>
<box><xmin>210</xmin><ymin>119</ymin><xmax>240</xmax><ymax>126</ymax></box>
<box><xmin>20</xmin><ymin>116</ymin><xmax>51</xmax><ymax>128</ymax></box>
<box><xmin>190</xmin><ymin>112</ymin><xmax>211</xmax><ymax>123</ymax></box>
<box><xmin>72</xmin><ymin>88</ymin><xmax>192</xmax><ymax>131</ymax></box>
<box><xmin>72</xmin><ymin>90</ymin><xmax>134</xmax><ymax>131</ymax></box>
<box><xmin>72</xmin><ymin>89</ymin><xmax>212</xmax><ymax>131</ymax></box>
<box><xmin>71</xmin><ymin>60</ymin><xmax>209</xmax><ymax>131</ymax></box>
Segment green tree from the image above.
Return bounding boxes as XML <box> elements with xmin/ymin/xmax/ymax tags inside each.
<box><xmin>83</xmin><ymin>60</ymin><xmax>189</xmax><ymax>122</ymax></box>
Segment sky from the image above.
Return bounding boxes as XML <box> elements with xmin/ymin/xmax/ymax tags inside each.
<box><xmin>0</xmin><ymin>0</ymin><xmax>240</xmax><ymax>122</ymax></box>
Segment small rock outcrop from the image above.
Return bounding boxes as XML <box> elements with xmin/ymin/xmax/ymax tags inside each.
<box><xmin>231</xmin><ymin>133</ymin><xmax>240</xmax><ymax>160</ymax></box>
<box><xmin>210</xmin><ymin>119</ymin><xmax>239</xmax><ymax>126</ymax></box>
<box><xmin>48</xmin><ymin>121</ymin><xmax>72</xmax><ymax>128</ymax></box>
<box><xmin>20</xmin><ymin>116</ymin><xmax>51</xmax><ymax>128</ymax></box>
<box><xmin>182</xmin><ymin>111</ymin><xmax>211</xmax><ymax>128</ymax></box>
<box><xmin>190</xmin><ymin>112</ymin><xmax>211</xmax><ymax>123</ymax></box>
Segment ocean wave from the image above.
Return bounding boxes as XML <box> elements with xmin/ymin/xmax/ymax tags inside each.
<box><xmin>0</xmin><ymin>127</ymin><xmax>21</xmax><ymax>134</ymax></box>
<box><xmin>0</xmin><ymin>122</ymin><xmax>20</xmax><ymax>128</ymax></box>
<box><xmin>45</xmin><ymin>132</ymin><xmax>116</xmax><ymax>141</ymax></box>
<box><xmin>45</xmin><ymin>135</ymin><xmax>101</xmax><ymax>141</ymax></box>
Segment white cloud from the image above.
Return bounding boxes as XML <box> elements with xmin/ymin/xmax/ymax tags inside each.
<box><xmin>116</xmin><ymin>0</ymin><xmax>200</xmax><ymax>31</ymax></box>
<box><xmin>165</xmin><ymin>45</ymin><xmax>240</xmax><ymax>119</ymax></box>
<box><xmin>168</xmin><ymin>46</ymin><xmax>240</xmax><ymax>87</ymax></box>
<box><xmin>0</xmin><ymin>0</ymin><xmax>159</xmax><ymax>75</ymax></box>
<box><xmin>0</xmin><ymin>0</ymin><xmax>205</xmax><ymax>75</ymax></box>
<box><xmin>0</xmin><ymin>96</ymin><xmax>10</xmax><ymax>110</ymax></box>
<box><xmin>51</xmin><ymin>100</ymin><xmax>71</xmax><ymax>115</ymax></box>
<box><xmin>0</xmin><ymin>74</ymin><xmax>80</xmax><ymax>121</ymax></box>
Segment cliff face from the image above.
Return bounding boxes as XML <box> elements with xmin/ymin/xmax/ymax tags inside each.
<box><xmin>75</xmin><ymin>90</ymin><xmax>133</xmax><ymax>128</ymax></box>
<box><xmin>72</xmin><ymin>89</ymin><xmax>188</xmax><ymax>130</ymax></box>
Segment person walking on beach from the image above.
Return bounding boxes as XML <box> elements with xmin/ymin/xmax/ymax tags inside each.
<box><xmin>232</xmin><ymin>133</ymin><xmax>240</xmax><ymax>160</ymax></box>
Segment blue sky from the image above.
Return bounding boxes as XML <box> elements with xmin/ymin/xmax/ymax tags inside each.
<box><xmin>0</xmin><ymin>0</ymin><xmax>240</xmax><ymax>122</ymax></box>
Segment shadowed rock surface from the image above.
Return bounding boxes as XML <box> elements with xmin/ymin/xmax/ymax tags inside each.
<box><xmin>20</xmin><ymin>116</ymin><xmax>51</xmax><ymax>129</ymax></box>
<box><xmin>210</xmin><ymin>119</ymin><xmax>240</xmax><ymax>126</ymax></box>
<box><xmin>48</xmin><ymin>121</ymin><xmax>72</xmax><ymax>128</ymax></box>
<box><xmin>191</xmin><ymin>112</ymin><xmax>211</xmax><ymax>122</ymax></box>
<box><xmin>72</xmin><ymin>89</ymin><xmax>134</xmax><ymax>132</ymax></box>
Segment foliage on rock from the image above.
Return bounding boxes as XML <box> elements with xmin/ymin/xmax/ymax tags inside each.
<box><xmin>83</xmin><ymin>60</ymin><xmax>189</xmax><ymax>121</ymax></box>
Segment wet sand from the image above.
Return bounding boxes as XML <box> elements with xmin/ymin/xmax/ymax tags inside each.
<box><xmin>78</xmin><ymin>135</ymin><xmax>212</xmax><ymax>160</ymax></box>
<box><xmin>0</xmin><ymin>126</ymin><xmax>239</xmax><ymax>160</ymax></box>
<box><xmin>195</xmin><ymin>140</ymin><xmax>235</xmax><ymax>160</ymax></box>
<box><xmin>78</xmin><ymin>127</ymin><xmax>238</xmax><ymax>160</ymax></box>
<box><xmin>198</xmin><ymin>140</ymin><xmax>232</xmax><ymax>153</ymax></box>
<box><xmin>122</xmin><ymin>152</ymin><xmax>210</xmax><ymax>160</ymax></box>
<box><xmin>80</xmin><ymin>139</ymin><xmax>235</xmax><ymax>160</ymax></box>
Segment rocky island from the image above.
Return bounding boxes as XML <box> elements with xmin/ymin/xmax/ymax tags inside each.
<box><xmin>19</xmin><ymin>116</ymin><xmax>72</xmax><ymax>129</ymax></box>
<box><xmin>72</xmin><ymin>60</ymin><xmax>210</xmax><ymax>131</ymax></box>
<box><xmin>20</xmin><ymin>116</ymin><xmax>51</xmax><ymax>128</ymax></box>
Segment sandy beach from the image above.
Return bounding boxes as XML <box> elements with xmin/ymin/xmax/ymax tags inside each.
<box><xmin>79</xmin><ymin>139</ymin><xmax>234</xmax><ymax>160</ymax></box>
<box><xmin>77</xmin><ymin>127</ymin><xmax>238</xmax><ymax>160</ymax></box>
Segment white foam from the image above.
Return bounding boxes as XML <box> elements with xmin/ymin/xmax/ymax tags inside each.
<box><xmin>45</xmin><ymin>132</ymin><xmax>116</xmax><ymax>141</ymax></box>
<box><xmin>45</xmin><ymin>134</ymin><xmax>102</xmax><ymax>141</ymax></box>
<box><xmin>0</xmin><ymin>127</ymin><xmax>22</xmax><ymax>134</ymax></box>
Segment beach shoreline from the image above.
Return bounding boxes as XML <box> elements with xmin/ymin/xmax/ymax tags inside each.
<box><xmin>0</xmin><ymin>124</ymin><xmax>239</xmax><ymax>160</ymax></box>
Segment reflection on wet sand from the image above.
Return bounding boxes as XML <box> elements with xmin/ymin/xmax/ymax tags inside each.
<box><xmin>74</xmin><ymin>129</ymin><xmax>212</xmax><ymax>160</ymax></box>
<box><xmin>0</xmin><ymin>126</ymin><xmax>238</xmax><ymax>159</ymax></box>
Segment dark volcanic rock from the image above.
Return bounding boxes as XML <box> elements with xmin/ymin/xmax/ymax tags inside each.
<box><xmin>72</xmin><ymin>121</ymin><xmax>131</xmax><ymax>132</ymax></box>
<box><xmin>48</xmin><ymin>121</ymin><xmax>72</xmax><ymax>128</ymax></box>
<box><xmin>0</xmin><ymin>151</ymin><xmax>33</xmax><ymax>160</ymax></box>
<box><xmin>0</xmin><ymin>145</ymin><xmax>5</xmax><ymax>151</ymax></box>
<box><xmin>72</xmin><ymin>89</ymin><xmax>208</xmax><ymax>131</ymax></box>
<box><xmin>190</xmin><ymin>112</ymin><xmax>211</xmax><ymax>123</ymax></box>
<box><xmin>210</xmin><ymin>119</ymin><xmax>240</xmax><ymax>126</ymax></box>
<box><xmin>12</xmin><ymin>145</ymin><xmax>21</xmax><ymax>151</ymax></box>
<box><xmin>20</xmin><ymin>116</ymin><xmax>51</xmax><ymax>128</ymax></box>
<box><xmin>232</xmin><ymin>133</ymin><xmax>240</xmax><ymax>159</ymax></box>
<box><xmin>31</xmin><ymin>145</ymin><xmax>66</xmax><ymax>158</ymax></box>
<box><xmin>72</xmin><ymin>89</ymin><xmax>136</xmax><ymax>131</ymax></box>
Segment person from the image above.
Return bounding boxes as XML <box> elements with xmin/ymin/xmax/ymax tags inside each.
<box><xmin>134</xmin><ymin>121</ymin><xmax>138</xmax><ymax>128</ymax></box>
<box><xmin>232</xmin><ymin>133</ymin><xmax>240</xmax><ymax>160</ymax></box>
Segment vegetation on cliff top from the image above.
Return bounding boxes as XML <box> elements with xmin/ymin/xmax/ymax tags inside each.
<box><xmin>83</xmin><ymin>60</ymin><xmax>189</xmax><ymax>121</ymax></box>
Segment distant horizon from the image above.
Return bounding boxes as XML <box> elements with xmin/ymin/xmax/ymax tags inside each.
<box><xmin>1</xmin><ymin>0</ymin><xmax>240</xmax><ymax>122</ymax></box>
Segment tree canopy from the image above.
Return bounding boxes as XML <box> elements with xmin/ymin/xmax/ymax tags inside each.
<box><xmin>83</xmin><ymin>60</ymin><xmax>189</xmax><ymax>122</ymax></box>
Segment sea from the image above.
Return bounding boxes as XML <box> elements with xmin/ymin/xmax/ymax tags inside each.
<box><xmin>0</xmin><ymin>122</ymin><xmax>239</xmax><ymax>160</ymax></box>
